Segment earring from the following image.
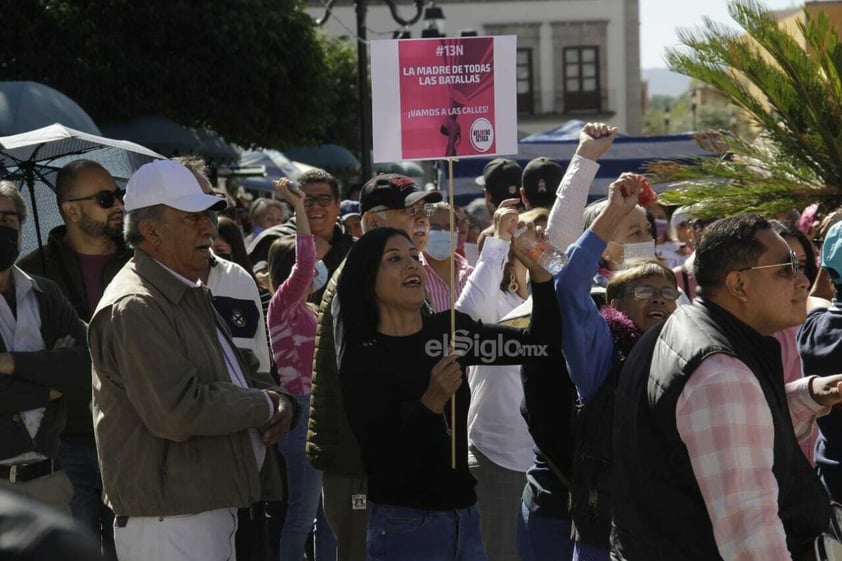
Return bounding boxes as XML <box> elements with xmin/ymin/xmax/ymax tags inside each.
<box><xmin>508</xmin><ymin>272</ymin><xmax>519</xmax><ymax>293</ymax></box>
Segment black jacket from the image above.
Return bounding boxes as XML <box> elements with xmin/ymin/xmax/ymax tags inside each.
<box><xmin>611</xmin><ymin>299</ymin><xmax>830</xmax><ymax>561</ymax></box>
<box><xmin>0</xmin><ymin>271</ymin><xmax>90</xmax><ymax>461</ymax></box>
<box><xmin>517</xmin><ymin>298</ymin><xmax>576</xmax><ymax>519</ymax></box>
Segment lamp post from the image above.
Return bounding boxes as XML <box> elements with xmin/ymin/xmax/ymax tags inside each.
<box><xmin>421</xmin><ymin>2</ymin><xmax>446</xmax><ymax>37</ymax></box>
<box><xmin>317</xmin><ymin>0</ymin><xmax>425</xmax><ymax>182</ymax></box>
<box><xmin>690</xmin><ymin>88</ymin><xmax>699</xmax><ymax>131</ymax></box>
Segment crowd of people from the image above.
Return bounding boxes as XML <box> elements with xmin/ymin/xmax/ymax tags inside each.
<box><xmin>2</xmin><ymin>121</ymin><xmax>842</xmax><ymax>561</ymax></box>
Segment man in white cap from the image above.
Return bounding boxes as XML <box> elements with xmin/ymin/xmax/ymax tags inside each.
<box><xmin>88</xmin><ymin>160</ymin><xmax>297</xmax><ymax>561</ymax></box>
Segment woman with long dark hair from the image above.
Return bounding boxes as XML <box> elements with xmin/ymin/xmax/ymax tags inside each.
<box><xmin>335</xmin><ymin>226</ymin><xmax>559</xmax><ymax>561</ymax></box>
<box><xmin>213</xmin><ymin>216</ymin><xmax>256</xmax><ymax>281</ymax></box>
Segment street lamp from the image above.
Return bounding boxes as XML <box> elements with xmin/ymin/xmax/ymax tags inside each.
<box><xmin>421</xmin><ymin>2</ymin><xmax>446</xmax><ymax>37</ymax></box>
<box><xmin>317</xmin><ymin>0</ymin><xmax>425</xmax><ymax>181</ymax></box>
<box><xmin>664</xmin><ymin>104</ymin><xmax>671</xmax><ymax>134</ymax></box>
<box><xmin>690</xmin><ymin>88</ymin><xmax>699</xmax><ymax>131</ymax></box>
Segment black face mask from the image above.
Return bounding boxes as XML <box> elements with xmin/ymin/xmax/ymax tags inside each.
<box><xmin>0</xmin><ymin>225</ymin><xmax>18</xmax><ymax>272</ymax></box>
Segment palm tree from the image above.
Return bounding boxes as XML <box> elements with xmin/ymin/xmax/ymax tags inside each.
<box><xmin>652</xmin><ymin>0</ymin><xmax>842</xmax><ymax>218</ymax></box>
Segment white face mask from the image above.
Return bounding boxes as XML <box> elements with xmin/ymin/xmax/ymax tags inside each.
<box><xmin>622</xmin><ymin>240</ymin><xmax>656</xmax><ymax>261</ymax></box>
<box><xmin>312</xmin><ymin>260</ymin><xmax>329</xmax><ymax>293</ymax></box>
<box><xmin>425</xmin><ymin>229</ymin><xmax>457</xmax><ymax>261</ymax></box>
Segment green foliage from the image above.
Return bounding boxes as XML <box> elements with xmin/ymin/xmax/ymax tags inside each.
<box><xmin>0</xmin><ymin>0</ymin><xmax>360</xmax><ymax>151</ymax></box>
<box><xmin>648</xmin><ymin>95</ymin><xmax>675</xmax><ymax>111</ymax></box>
<box><xmin>318</xmin><ymin>34</ymin><xmax>361</xmax><ymax>155</ymax></box>
<box><xmin>654</xmin><ymin>0</ymin><xmax>842</xmax><ymax>217</ymax></box>
<box><xmin>643</xmin><ymin>87</ymin><xmax>739</xmax><ymax>135</ymax></box>
<box><xmin>652</xmin><ymin>131</ymin><xmax>842</xmax><ymax>218</ymax></box>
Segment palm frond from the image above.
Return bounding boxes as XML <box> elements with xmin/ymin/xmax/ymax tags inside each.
<box><xmin>649</xmin><ymin>131</ymin><xmax>842</xmax><ymax>218</ymax></box>
<box><xmin>656</xmin><ymin>0</ymin><xmax>842</xmax><ymax>217</ymax></box>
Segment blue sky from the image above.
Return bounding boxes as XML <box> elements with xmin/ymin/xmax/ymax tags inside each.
<box><xmin>640</xmin><ymin>0</ymin><xmax>801</xmax><ymax>68</ymax></box>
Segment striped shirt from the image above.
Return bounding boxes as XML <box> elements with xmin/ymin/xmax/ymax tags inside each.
<box><xmin>421</xmin><ymin>252</ymin><xmax>473</xmax><ymax>313</ymax></box>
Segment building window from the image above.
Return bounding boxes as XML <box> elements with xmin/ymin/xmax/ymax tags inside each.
<box><xmin>517</xmin><ymin>48</ymin><xmax>534</xmax><ymax>115</ymax></box>
<box><xmin>563</xmin><ymin>46</ymin><xmax>600</xmax><ymax>112</ymax></box>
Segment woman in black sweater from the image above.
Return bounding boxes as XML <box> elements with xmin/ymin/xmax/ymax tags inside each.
<box><xmin>336</xmin><ymin>226</ymin><xmax>559</xmax><ymax>561</ymax></box>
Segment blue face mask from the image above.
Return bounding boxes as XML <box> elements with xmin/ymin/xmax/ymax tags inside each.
<box><xmin>425</xmin><ymin>229</ymin><xmax>457</xmax><ymax>261</ymax></box>
<box><xmin>312</xmin><ymin>260</ymin><xmax>329</xmax><ymax>293</ymax></box>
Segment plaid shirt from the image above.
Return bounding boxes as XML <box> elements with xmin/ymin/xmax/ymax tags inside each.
<box><xmin>676</xmin><ymin>353</ymin><xmax>826</xmax><ymax>561</ymax></box>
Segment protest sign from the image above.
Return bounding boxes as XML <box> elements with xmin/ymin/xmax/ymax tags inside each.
<box><xmin>371</xmin><ymin>35</ymin><xmax>517</xmax><ymax>162</ymax></box>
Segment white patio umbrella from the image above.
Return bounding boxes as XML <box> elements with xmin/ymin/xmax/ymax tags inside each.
<box><xmin>0</xmin><ymin>123</ymin><xmax>163</xmax><ymax>256</ymax></box>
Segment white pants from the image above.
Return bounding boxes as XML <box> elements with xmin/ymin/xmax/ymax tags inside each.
<box><xmin>114</xmin><ymin>507</ymin><xmax>238</xmax><ymax>561</ymax></box>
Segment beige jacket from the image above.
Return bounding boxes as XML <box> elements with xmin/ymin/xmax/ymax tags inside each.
<box><xmin>89</xmin><ymin>249</ymin><xmax>284</xmax><ymax>516</ymax></box>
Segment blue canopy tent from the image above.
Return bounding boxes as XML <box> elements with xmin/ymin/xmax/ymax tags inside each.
<box><xmin>441</xmin><ymin>125</ymin><xmax>717</xmax><ymax>206</ymax></box>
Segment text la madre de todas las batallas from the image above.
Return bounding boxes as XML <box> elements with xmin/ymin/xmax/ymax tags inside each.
<box><xmin>403</xmin><ymin>61</ymin><xmax>492</xmax><ymax>119</ymax></box>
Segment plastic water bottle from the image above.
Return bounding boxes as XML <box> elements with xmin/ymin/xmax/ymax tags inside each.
<box><xmin>513</xmin><ymin>227</ymin><xmax>568</xmax><ymax>275</ymax></box>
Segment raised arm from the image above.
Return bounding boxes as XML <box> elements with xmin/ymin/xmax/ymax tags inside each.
<box><xmin>555</xmin><ymin>174</ymin><xmax>644</xmax><ymax>403</ymax></box>
<box><xmin>455</xmin><ymin>201</ymin><xmax>518</xmax><ymax>323</ymax></box>
<box><xmin>546</xmin><ymin>122</ymin><xmax>617</xmax><ymax>251</ymax></box>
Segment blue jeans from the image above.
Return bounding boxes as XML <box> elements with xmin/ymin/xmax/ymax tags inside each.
<box><xmin>367</xmin><ymin>503</ymin><xmax>488</xmax><ymax>561</ymax></box>
<box><xmin>516</xmin><ymin>501</ymin><xmax>574</xmax><ymax>561</ymax></box>
<box><xmin>573</xmin><ymin>541</ymin><xmax>609</xmax><ymax>561</ymax></box>
<box><xmin>60</xmin><ymin>440</ymin><xmax>116</xmax><ymax>560</ymax></box>
<box><xmin>278</xmin><ymin>394</ymin><xmax>336</xmax><ymax>561</ymax></box>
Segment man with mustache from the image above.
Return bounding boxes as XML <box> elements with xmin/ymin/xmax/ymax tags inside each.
<box><xmin>89</xmin><ymin>160</ymin><xmax>296</xmax><ymax>561</ymax></box>
<box><xmin>19</xmin><ymin>159</ymin><xmax>131</xmax><ymax>559</ymax></box>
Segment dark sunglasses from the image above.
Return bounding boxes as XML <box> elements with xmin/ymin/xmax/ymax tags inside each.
<box><xmin>65</xmin><ymin>189</ymin><xmax>125</xmax><ymax>209</ymax></box>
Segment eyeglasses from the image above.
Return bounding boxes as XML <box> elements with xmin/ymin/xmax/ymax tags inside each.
<box><xmin>738</xmin><ymin>250</ymin><xmax>801</xmax><ymax>279</ymax></box>
<box><xmin>626</xmin><ymin>285</ymin><xmax>680</xmax><ymax>301</ymax></box>
<box><xmin>178</xmin><ymin>212</ymin><xmax>213</xmax><ymax>226</ymax></box>
<box><xmin>65</xmin><ymin>189</ymin><xmax>125</xmax><ymax>209</ymax></box>
<box><xmin>303</xmin><ymin>195</ymin><xmax>335</xmax><ymax>208</ymax></box>
<box><xmin>405</xmin><ymin>203</ymin><xmax>433</xmax><ymax>218</ymax></box>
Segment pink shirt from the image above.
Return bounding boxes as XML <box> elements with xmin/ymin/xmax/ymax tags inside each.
<box><xmin>774</xmin><ymin>325</ymin><xmax>818</xmax><ymax>464</ymax></box>
<box><xmin>676</xmin><ymin>354</ymin><xmax>826</xmax><ymax>561</ymax></box>
<box><xmin>267</xmin><ymin>235</ymin><xmax>317</xmax><ymax>395</ymax></box>
<box><xmin>421</xmin><ymin>252</ymin><xmax>473</xmax><ymax>313</ymax></box>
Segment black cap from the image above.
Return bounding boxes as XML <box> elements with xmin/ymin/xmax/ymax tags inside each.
<box><xmin>476</xmin><ymin>159</ymin><xmax>522</xmax><ymax>206</ymax></box>
<box><xmin>522</xmin><ymin>157</ymin><xmax>562</xmax><ymax>208</ymax></box>
<box><xmin>359</xmin><ymin>174</ymin><xmax>443</xmax><ymax>214</ymax></box>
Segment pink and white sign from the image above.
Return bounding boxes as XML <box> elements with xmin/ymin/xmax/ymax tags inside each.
<box><xmin>371</xmin><ymin>35</ymin><xmax>517</xmax><ymax>163</ymax></box>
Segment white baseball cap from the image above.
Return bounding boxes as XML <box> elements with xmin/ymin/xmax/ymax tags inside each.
<box><xmin>124</xmin><ymin>160</ymin><xmax>228</xmax><ymax>213</ymax></box>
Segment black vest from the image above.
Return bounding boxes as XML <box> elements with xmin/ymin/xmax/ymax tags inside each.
<box><xmin>611</xmin><ymin>299</ymin><xmax>830</xmax><ymax>561</ymax></box>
